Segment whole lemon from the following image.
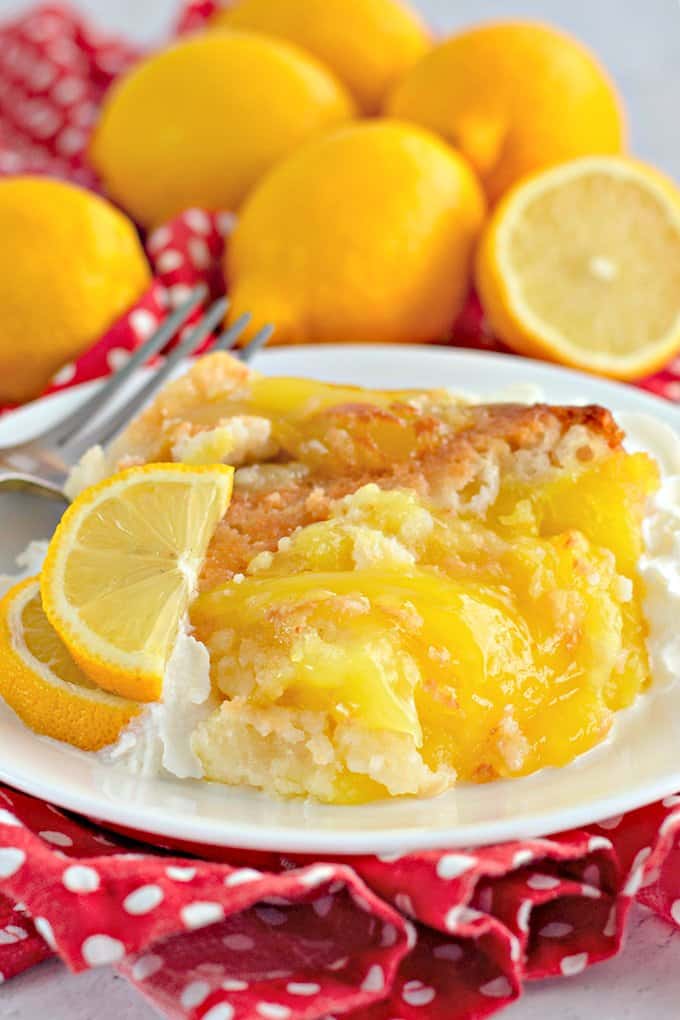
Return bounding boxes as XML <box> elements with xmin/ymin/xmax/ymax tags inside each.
<box><xmin>387</xmin><ymin>21</ymin><xmax>626</xmax><ymax>203</ymax></box>
<box><xmin>89</xmin><ymin>31</ymin><xmax>355</xmax><ymax>228</ymax></box>
<box><xmin>227</xmin><ymin>119</ymin><xmax>486</xmax><ymax>346</ymax></box>
<box><xmin>214</xmin><ymin>0</ymin><xmax>430</xmax><ymax>114</ymax></box>
<box><xmin>0</xmin><ymin>177</ymin><xmax>150</xmax><ymax>405</ymax></box>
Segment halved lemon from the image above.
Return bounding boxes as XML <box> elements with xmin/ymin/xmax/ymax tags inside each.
<box><xmin>41</xmin><ymin>463</ymin><xmax>233</xmax><ymax>702</ymax></box>
<box><xmin>0</xmin><ymin>577</ymin><xmax>139</xmax><ymax>750</ymax></box>
<box><xmin>475</xmin><ymin>156</ymin><xmax>680</xmax><ymax>379</ymax></box>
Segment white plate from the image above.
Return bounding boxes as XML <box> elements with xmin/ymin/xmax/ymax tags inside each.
<box><xmin>1</xmin><ymin>345</ymin><xmax>680</xmax><ymax>854</ymax></box>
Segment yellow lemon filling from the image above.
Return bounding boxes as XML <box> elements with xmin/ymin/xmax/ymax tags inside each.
<box><xmin>49</xmin><ymin>354</ymin><xmax>660</xmax><ymax>802</ymax></box>
<box><xmin>192</xmin><ymin>450</ymin><xmax>656</xmax><ymax>804</ymax></box>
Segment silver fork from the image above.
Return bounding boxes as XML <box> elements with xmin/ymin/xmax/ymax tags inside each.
<box><xmin>0</xmin><ymin>285</ymin><xmax>273</xmax><ymax>501</ymax></box>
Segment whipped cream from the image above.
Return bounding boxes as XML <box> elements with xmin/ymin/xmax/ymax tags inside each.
<box><xmin>0</xmin><ymin>542</ymin><xmax>214</xmax><ymax>780</ymax></box>
<box><xmin>640</xmin><ymin>476</ymin><xmax>680</xmax><ymax>688</ymax></box>
<box><xmin>616</xmin><ymin>411</ymin><xmax>680</xmax><ymax>691</ymax></box>
<box><xmin>100</xmin><ymin>629</ymin><xmax>215</xmax><ymax>779</ymax></box>
<box><xmin>0</xmin><ymin>540</ymin><xmax>48</xmax><ymax>597</ymax></box>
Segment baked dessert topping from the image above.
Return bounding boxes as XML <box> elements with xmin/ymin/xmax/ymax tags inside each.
<box><xmin>1</xmin><ymin>353</ymin><xmax>664</xmax><ymax>804</ymax></box>
<box><xmin>101</xmin><ymin>354</ymin><xmax>658</xmax><ymax>802</ymax></box>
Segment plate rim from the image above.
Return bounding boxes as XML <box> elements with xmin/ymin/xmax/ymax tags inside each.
<box><xmin>1</xmin><ymin>343</ymin><xmax>679</xmax><ymax>854</ymax></box>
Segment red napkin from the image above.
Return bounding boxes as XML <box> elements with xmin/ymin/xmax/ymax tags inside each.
<box><xmin>2</xmin><ymin>785</ymin><xmax>680</xmax><ymax>1020</ymax></box>
<box><xmin>1</xmin><ymin>5</ymin><xmax>680</xmax><ymax>1019</ymax></box>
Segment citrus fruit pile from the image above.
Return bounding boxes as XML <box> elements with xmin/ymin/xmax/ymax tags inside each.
<box><xmin>3</xmin><ymin>2</ymin><xmax>680</xmax><ymax>403</ymax></box>
<box><xmin>0</xmin><ymin>464</ymin><xmax>233</xmax><ymax>748</ymax></box>
<box><xmin>84</xmin><ymin>4</ymin><xmax>680</xmax><ymax>381</ymax></box>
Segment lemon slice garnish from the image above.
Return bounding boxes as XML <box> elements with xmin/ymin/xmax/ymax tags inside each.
<box><xmin>0</xmin><ymin>577</ymin><xmax>139</xmax><ymax>750</ymax></box>
<box><xmin>41</xmin><ymin>463</ymin><xmax>233</xmax><ymax>702</ymax></box>
<box><xmin>476</xmin><ymin>156</ymin><xmax>680</xmax><ymax>379</ymax></box>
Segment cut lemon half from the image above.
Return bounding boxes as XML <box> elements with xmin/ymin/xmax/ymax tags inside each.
<box><xmin>475</xmin><ymin>156</ymin><xmax>680</xmax><ymax>379</ymax></box>
<box><xmin>41</xmin><ymin>463</ymin><xmax>233</xmax><ymax>702</ymax></box>
<box><xmin>0</xmin><ymin>577</ymin><xmax>139</xmax><ymax>751</ymax></box>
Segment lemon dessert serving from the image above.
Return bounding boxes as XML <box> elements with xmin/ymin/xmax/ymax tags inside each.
<box><xmin>1</xmin><ymin>351</ymin><xmax>674</xmax><ymax>805</ymax></box>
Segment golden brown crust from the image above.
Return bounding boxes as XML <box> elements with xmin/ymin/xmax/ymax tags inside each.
<box><xmin>459</xmin><ymin>401</ymin><xmax>623</xmax><ymax>450</ymax></box>
<box><xmin>110</xmin><ymin>352</ymin><xmax>256</xmax><ymax>463</ymax></box>
<box><xmin>201</xmin><ymin>400</ymin><xmax>624</xmax><ymax>588</ymax></box>
<box><xmin>108</xmin><ymin>352</ymin><xmax>625</xmax><ymax>588</ymax></box>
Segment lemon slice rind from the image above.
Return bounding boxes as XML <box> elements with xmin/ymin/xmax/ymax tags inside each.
<box><xmin>0</xmin><ymin>577</ymin><xmax>139</xmax><ymax>751</ymax></box>
<box><xmin>41</xmin><ymin>463</ymin><xmax>234</xmax><ymax>702</ymax></box>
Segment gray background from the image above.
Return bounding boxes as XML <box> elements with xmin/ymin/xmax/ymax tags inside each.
<box><xmin>1</xmin><ymin>1</ymin><xmax>680</xmax><ymax>1018</ymax></box>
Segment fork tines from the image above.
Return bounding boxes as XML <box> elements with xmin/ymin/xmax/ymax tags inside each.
<box><xmin>57</xmin><ymin>286</ymin><xmax>273</xmax><ymax>461</ymax></box>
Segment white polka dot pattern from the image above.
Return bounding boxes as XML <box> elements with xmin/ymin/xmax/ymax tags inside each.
<box><xmin>157</xmin><ymin>249</ymin><xmax>184</xmax><ymax>274</ymax></box>
<box><xmin>106</xmin><ymin>347</ymin><xmax>131</xmax><ymax>372</ymax></box>
<box><xmin>131</xmin><ymin>954</ymin><xmax>164</xmax><ymax>981</ymax></box>
<box><xmin>180</xmin><ymin>980</ymin><xmax>210</xmax><ymax>1008</ymax></box>
<box><xmin>188</xmin><ymin>237</ymin><xmax>211</xmax><ymax>269</ymax></box>
<box><xmin>256</xmin><ymin>1004</ymin><xmax>291</xmax><ymax>1019</ymax></box>
<box><xmin>38</xmin><ymin>830</ymin><xmax>72</xmax><ymax>847</ymax></box>
<box><xmin>312</xmin><ymin>895</ymin><xmax>334</xmax><ymax>918</ymax></box>
<box><xmin>123</xmin><ymin>885</ymin><xmax>164</xmax><ymax>915</ymax></box>
<box><xmin>223</xmin><ymin>933</ymin><xmax>254</xmax><ymax>951</ymax></box>
<box><xmin>394</xmin><ymin>893</ymin><xmax>415</xmax><ymax>916</ymax></box>
<box><xmin>181</xmin><ymin>902</ymin><xmax>225</xmax><ymax>931</ymax></box>
<box><xmin>51</xmin><ymin>361</ymin><xmax>76</xmax><ymax>386</ymax></box>
<box><xmin>147</xmin><ymin>226</ymin><xmax>171</xmax><ymax>253</ymax></box>
<box><xmin>598</xmin><ymin>814</ymin><xmax>624</xmax><ymax>830</ymax></box>
<box><xmin>516</xmin><ymin>900</ymin><xmax>532</xmax><ymax>934</ymax></box>
<box><xmin>63</xmin><ymin>865</ymin><xmax>100</xmax><ymax>893</ymax></box>
<box><xmin>203</xmin><ymin>1007</ymin><xmax>235</xmax><ymax>1020</ymax></box>
<box><xmin>560</xmin><ymin>952</ymin><xmax>589</xmax><ymax>976</ymax></box>
<box><xmin>0</xmin><ymin>848</ymin><xmax>26</xmax><ymax>878</ymax></box>
<box><xmin>33</xmin><ymin>917</ymin><xmax>56</xmax><ymax>950</ymax></box>
<box><xmin>166</xmin><ymin>866</ymin><xmax>196</xmax><ymax>883</ymax></box>
<box><xmin>129</xmin><ymin>308</ymin><xmax>157</xmax><ymax>341</ymax></box>
<box><xmin>480</xmin><ymin>976</ymin><xmax>513</xmax><ymax>999</ymax></box>
<box><xmin>360</xmin><ymin>965</ymin><xmax>384</xmax><ymax>993</ymax></box>
<box><xmin>183</xmin><ymin>208</ymin><xmax>211</xmax><ymax>234</ymax></box>
<box><xmin>0</xmin><ymin>925</ymin><xmax>28</xmax><ymax>945</ymax></box>
<box><xmin>539</xmin><ymin>922</ymin><xmax>573</xmax><ymax>939</ymax></box>
<box><xmin>436</xmin><ymin>854</ymin><xmax>477</xmax><ymax>879</ymax></box>
<box><xmin>224</xmin><ymin>868</ymin><xmax>261</xmax><ymax>887</ymax></box>
<box><xmin>81</xmin><ymin>934</ymin><xmax>125</xmax><ymax>966</ymax></box>
<box><xmin>587</xmin><ymin>836</ymin><xmax>613</xmax><ymax>852</ymax></box>
<box><xmin>402</xmin><ymin>980</ymin><xmax>435</xmax><ymax>1006</ymax></box>
<box><xmin>526</xmin><ymin>874</ymin><xmax>560</xmax><ymax>891</ymax></box>
<box><xmin>299</xmin><ymin>864</ymin><xmax>335</xmax><ymax>888</ymax></box>
<box><xmin>256</xmin><ymin>906</ymin><xmax>288</xmax><ymax>926</ymax></box>
<box><xmin>433</xmin><ymin>942</ymin><xmax>463</xmax><ymax>962</ymax></box>
<box><xmin>623</xmin><ymin>847</ymin><xmax>652</xmax><ymax>896</ymax></box>
<box><xmin>286</xmin><ymin>982</ymin><xmax>321</xmax><ymax>996</ymax></box>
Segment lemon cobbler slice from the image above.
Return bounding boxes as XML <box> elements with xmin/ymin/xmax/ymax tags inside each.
<box><xmin>58</xmin><ymin>351</ymin><xmax>654</xmax><ymax>804</ymax></box>
<box><xmin>0</xmin><ymin>463</ymin><xmax>233</xmax><ymax>773</ymax></box>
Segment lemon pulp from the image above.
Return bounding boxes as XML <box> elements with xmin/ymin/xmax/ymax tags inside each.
<box><xmin>42</xmin><ymin>464</ymin><xmax>234</xmax><ymax>702</ymax></box>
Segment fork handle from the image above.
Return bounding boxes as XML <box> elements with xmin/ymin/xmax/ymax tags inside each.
<box><xmin>0</xmin><ymin>468</ymin><xmax>67</xmax><ymax>501</ymax></box>
<box><xmin>0</xmin><ymin>441</ymin><xmax>68</xmax><ymax>500</ymax></box>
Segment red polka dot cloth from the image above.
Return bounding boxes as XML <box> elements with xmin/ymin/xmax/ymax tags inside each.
<box><xmin>1</xmin><ymin>5</ymin><xmax>680</xmax><ymax>1019</ymax></box>
<box><xmin>1</xmin><ymin>787</ymin><xmax>680</xmax><ymax>1019</ymax></box>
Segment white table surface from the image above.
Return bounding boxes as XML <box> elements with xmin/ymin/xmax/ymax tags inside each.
<box><xmin>1</xmin><ymin>1</ymin><xmax>680</xmax><ymax>1017</ymax></box>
